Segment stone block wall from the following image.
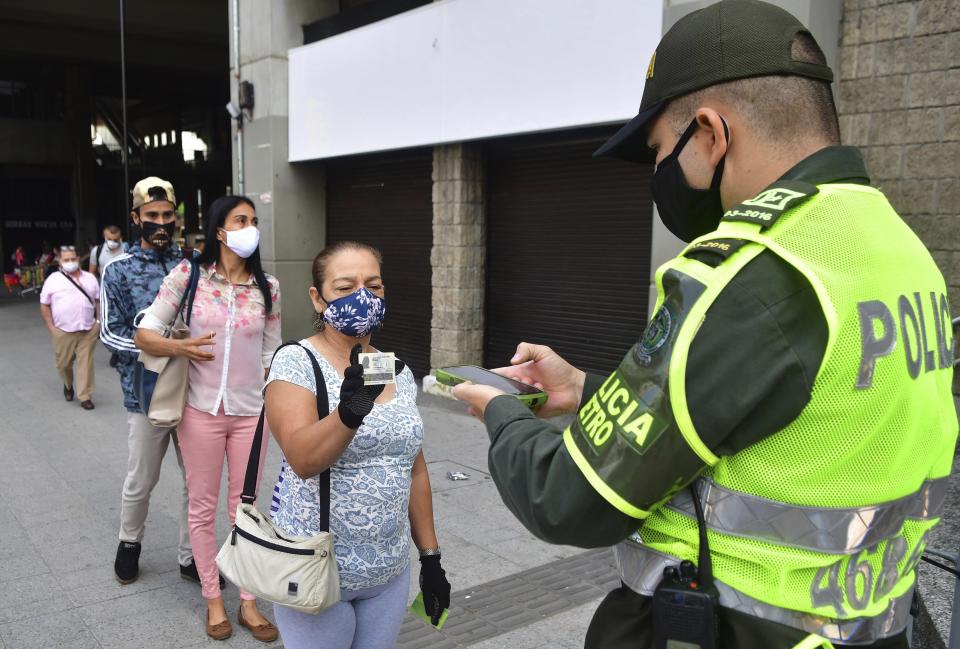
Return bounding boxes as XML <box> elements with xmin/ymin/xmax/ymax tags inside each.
<box><xmin>837</xmin><ymin>0</ymin><xmax>960</xmax><ymax>308</ymax></box>
<box><xmin>430</xmin><ymin>143</ymin><xmax>485</xmax><ymax>370</ymax></box>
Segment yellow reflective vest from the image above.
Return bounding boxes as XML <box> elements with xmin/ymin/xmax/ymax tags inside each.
<box><xmin>564</xmin><ymin>181</ymin><xmax>958</xmax><ymax>644</ymax></box>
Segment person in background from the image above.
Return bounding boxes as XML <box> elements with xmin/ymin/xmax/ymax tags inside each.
<box><xmin>89</xmin><ymin>225</ymin><xmax>127</xmax><ymax>367</ymax></box>
<box><xmin>37</xmin><ymin>239</ymin><xmax>50</xmax><ymax>266</ymax></box>
<box><xmin>39</xmin><ymin>243</ymin><xmax>59</xmax><ymax>276</ymax></box>
<box><xmin>100</xmin><ymin>176</ymin><xmax>198</xmax><ymax>587</ymax></box>
<box><xmin>5</xmin><ymin>246</ymin><xmax>26</xmax><ymax>291</ymax></box>
<box><xmin>89</xmin><ymin>225</ymin><xmax>126</xmax><ymax>276</ymax></box>
<box><xmin>39</xmin><ymin>245</ymin><xmax>99</xmax><ymax>410</ymax></box>
<box><xmin>135</xmin><ymin>196</ymin><xmax>281</xmax><ymax>642</ymax></box>
<box><xmin>264</xmin><ymin>241</ymin><xmax>450</xmax><ymax>649</ymax></box>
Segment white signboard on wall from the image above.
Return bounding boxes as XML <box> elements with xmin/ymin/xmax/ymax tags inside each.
<box><xmin>288</xmin><ymin>0</ymin><xmax>661</xmax><ymax>161</ymax></box>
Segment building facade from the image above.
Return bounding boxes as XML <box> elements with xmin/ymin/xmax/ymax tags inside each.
<box><xmin>0</xmin><ymin>0</ymin><xmax>233</xmax><ymax>272</ymax></box>
<box><xmin>230</xmin><ymin>0</ymin><xmax>958</xmax><ymax>380</ymax></box>
<box><xmin>837</xmin><ymin>0</ymin><xmax>960</xmax><ymax>312</ymax></box>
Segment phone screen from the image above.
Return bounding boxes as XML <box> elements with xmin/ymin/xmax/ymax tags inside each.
<box><xmin>441</xmin><ymin>366</ymin><xmax>542</xmax><ymax>395</ymax></box>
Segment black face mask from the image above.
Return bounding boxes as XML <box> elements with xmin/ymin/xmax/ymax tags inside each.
<box><xmin>651</xmin><ymin>117</ymin><xmax>729</xmax><ymax>243</ymax></box>
<box><xmin>140</xmin><ymin>220</ymin><xmax>176</xmax><ymax>249</ymax></box>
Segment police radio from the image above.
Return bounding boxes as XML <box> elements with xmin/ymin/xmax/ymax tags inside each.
<box><xmin>652</xmin><ymin>483</ymin><xmax>719</xmax><ymax>649</ymax></box>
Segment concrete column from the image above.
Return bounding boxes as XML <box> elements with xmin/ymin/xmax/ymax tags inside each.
<box><xmin>430</xmin><ymin>143</ymin><xmax>485</xmax><ymax>370</ymax></box>
<box><xmin>230</xmin><ymin>0</ymin><xmax>337</xmax><ymax>340</ymax></box>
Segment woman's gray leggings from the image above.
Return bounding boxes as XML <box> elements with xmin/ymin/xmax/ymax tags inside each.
<box><xmin>273</xmin><ymin>567</ymin><xmax>411</xmax><ymax>649</ymax></box>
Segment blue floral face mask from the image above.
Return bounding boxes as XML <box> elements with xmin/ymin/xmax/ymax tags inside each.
<box><xmin>321</xmin><ymin>287</ymin><xmax>387</xmax><ymax>337</ymax></box>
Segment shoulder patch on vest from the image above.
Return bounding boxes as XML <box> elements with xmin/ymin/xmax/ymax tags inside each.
<box><xmin>683</xmin><ymin>238</ymin><xmax>749</xmax><ymax>265</ymax></box>
<box><xmin>722</xmin><ymin>180</ymin><xmax>819</xmax><ymax>229</ymax></box>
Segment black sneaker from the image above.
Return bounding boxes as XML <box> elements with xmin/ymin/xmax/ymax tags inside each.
<box><xmin>115</xmin><ymin>541</ymin><xmax>141</xmax><ymax>584</ymax></box>
<box><xmin>180</xmin><ymin>559</ymin><xmax>226</xmax><ymax>589</ymax></box>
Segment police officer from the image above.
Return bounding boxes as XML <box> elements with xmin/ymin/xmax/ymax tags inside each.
<box><xmin>452</xmin><ymin>2</ymin><xmax>958</xmax><ymax>648</ymax></box>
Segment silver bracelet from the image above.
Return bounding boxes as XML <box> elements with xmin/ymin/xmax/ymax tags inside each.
<box><xmin>419</xmin><ymin>547</ymin><xmax>441</xmax><ymax>558</ymax></box>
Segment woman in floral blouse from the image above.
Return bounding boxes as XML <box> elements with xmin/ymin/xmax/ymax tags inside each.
<box><xmin>135</xmin><ymin>196</ymin><xmax>280</xmax><ymax>642</ymax></box>
<box><xmin>264</xmin><ymin>241</ymin><xmax>450</xmax><ymax>649</ymax></box>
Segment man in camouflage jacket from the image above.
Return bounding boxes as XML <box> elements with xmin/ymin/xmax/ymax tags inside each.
<box><xmin>99</xmin><ymin>177</ymin><xmax>199</xmax><ymax>585</ymax></box>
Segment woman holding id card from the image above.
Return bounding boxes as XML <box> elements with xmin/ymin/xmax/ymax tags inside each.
<box><xmin>264</xmin><ymin>241</ymin><xmax>450</xmax><ymax>649</ymax></box>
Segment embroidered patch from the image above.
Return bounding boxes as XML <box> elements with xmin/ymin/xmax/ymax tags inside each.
<box><xmin>684</xmin><ymin>238</ymin><xmax>749</xmax><ymax>263</ymax></box>
<box><xmin>638</xmin><ymin>305</ymin><xmax>672</xmax><ymax>359</ymax></box>
<box><xmin>723</xmin><ymin>180</ymin><xmax>818</xmax><ymax>229</ymax></box>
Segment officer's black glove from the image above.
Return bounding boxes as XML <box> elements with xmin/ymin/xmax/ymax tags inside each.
<box><xmin>419</xmin><ymin>555</ymin><xmax>451</xmax><ymax>625</ymax></box>
<box><xmin>337</xmin><ymin>343</ymin><xmax>406</xmax><ymax>429</ymax></box>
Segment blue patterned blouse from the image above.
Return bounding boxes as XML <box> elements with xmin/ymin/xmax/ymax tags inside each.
<box><xmin>265</xmin><ymin>339</ymin><xmax>423</xmax><ymax>591</ymax></box>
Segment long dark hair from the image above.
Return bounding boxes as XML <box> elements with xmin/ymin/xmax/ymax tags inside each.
<box><xmin>197</xmin><ymin>195</ymin><xmax>272</xmax><ymax>313</ymax></box>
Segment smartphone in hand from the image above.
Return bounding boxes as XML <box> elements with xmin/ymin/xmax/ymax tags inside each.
<box><xmin>436</xmin><ymin>365</ymin><xmax>548</xmax><ymax>408</ymax></box>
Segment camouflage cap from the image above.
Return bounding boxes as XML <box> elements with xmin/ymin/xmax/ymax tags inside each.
<box><xmin>131</xmin><ymin>176</ymin><xmax>176</xmax><ymax>210</ymax></box>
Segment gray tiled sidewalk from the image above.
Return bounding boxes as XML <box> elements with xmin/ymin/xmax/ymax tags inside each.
<box><xmin>0</xmin><ymin>298</ymin><xmax>603</xmax><ymax>649</ymax></box>
<box><xmin>395</xmin><ymin>548</ymin><xmax>618</xmax><ymax>649</ymax></box>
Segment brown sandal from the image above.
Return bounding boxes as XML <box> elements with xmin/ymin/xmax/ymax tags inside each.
<box><xmin>238</xmin><ymin>605</ymin><xmax>279</xmax><ymax>643</ymax></box>
<box><xmin>206</xmin><ymin>608</ymin><xmax>232</xmax><ymax>641</ymax></box>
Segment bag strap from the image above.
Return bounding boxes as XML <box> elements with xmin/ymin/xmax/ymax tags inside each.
<box><xmin>167</xmin><ymin>260</ymin><xmax>200</xmax><ymax>330</ymax></box>
<box><xmin>241</xmin><ymin>341</ymin><xmax>332</xmax><ymax>532</ymax></box>
<box><xmin>183</xmin><ymin>260</ymin><xmax>200</xmax><ymax>326</ymax></box>
<box><xmin>59</xmin><ymin>270</ymin><xmax>96</xmax><ymax>307</ymax></box>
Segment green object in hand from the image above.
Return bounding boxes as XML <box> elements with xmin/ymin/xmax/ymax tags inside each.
<box><xmin>410</xmin><ymin>593</ymin><xmax>449</xmax><ymax>630</ymax></box>
<box><xmin>436</xmin><ymin>365</ymin><xmax>548</xmax><ymax>408</ymax></box>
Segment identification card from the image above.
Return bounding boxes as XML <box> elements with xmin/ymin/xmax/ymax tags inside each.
<box><xmin>359</xmin><ymin>352</ymin><xmax>396</xmax><ymax>385</ymax></box>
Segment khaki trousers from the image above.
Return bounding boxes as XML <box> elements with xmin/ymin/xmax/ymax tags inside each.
<box><xmin>119</xmin><ymin>412</ymin><xmax>193</xmax><ymax>566</ymax></box>
<box><xmin>51</xmin><ymin>326</ymin><xmax>99</xmax><ymax>401</ymax></box>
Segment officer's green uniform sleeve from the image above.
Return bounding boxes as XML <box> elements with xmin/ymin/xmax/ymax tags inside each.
<box><xmin>483</xmin><ymin>250</ymin><xmax>827</xmax><ymax>546</ymax></box>
<box><xmin>484</xmin><ymin>395</ymin><xmax>642</xmax><ymax>547</ymax></box>
<box><xmin>581</xmin><ymin>373</ymin><xmax>607</xmax><ymax>404</ymax></box>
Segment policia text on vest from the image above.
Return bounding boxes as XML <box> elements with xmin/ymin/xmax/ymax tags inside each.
<box><xmin>857</xmin><ymin>294</ymin><xmax>953</xmax><ymax>389</ymax></box>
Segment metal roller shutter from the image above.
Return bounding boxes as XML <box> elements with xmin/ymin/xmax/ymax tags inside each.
<box><xmin>485</xmin><ymin>129</ymin><xmax>654</xmax><ymax>376</ymax></box>
<box><xmin>326</xmin><ymin>148</ymin><xmax>433</xmax><ymax>377</ymax></box>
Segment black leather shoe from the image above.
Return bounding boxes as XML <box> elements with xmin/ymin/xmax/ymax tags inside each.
<box><xmin>63</xmin><ymin>385</ymin><xmax>74</xmax><ymax>402</ymax></box>
<box><xmin>180</xmin><ymin>559</ymin><xmax>226</xmax><ymax>589</ymax></box>
<box><xmin>80</xmin><ymin>400</ymin><xmax>95</xmax><ymax>410</ymax></box>
<box><xmin>115</xmin><ymin>541</ymin><xmax>141</xmax><ymax>584</ymax></box>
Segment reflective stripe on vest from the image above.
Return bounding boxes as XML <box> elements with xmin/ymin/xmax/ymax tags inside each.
<box><xmin>615</xmin><ymin>540</ymin><xmax>913</xmax><ymax>645</ymax></box>
<box><xmin>664</xmin><ymin>476</ymin><xmax>948</xmax><ymax>554</ymax></box>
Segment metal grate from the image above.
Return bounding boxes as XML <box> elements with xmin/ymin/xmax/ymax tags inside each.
<box><xmin>484</xmin><ymin>130</ymin><xmax>655</xmax><ymax>376</ymax></box>
<box><xmin>326</xmin><ymin>148</ymin><xmax>434</xmax><ymax>377</ymax></box>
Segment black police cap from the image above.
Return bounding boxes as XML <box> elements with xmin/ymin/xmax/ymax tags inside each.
<box><xmin>594</xmin><ymin>0</ymin><xmax>834</xmax><ymax>163</ymax></box>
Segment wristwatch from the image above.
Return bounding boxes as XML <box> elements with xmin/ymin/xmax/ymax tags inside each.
<box><xmin>419</xmin><ymin>547</ymin><xmax>441</xmax><ymax>558</ymax></box>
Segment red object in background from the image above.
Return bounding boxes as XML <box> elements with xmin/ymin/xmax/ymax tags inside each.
<box><xmin>4</xmin><ymin>273</ymin><xmax>19</xmax><ymax>293</ymax></box>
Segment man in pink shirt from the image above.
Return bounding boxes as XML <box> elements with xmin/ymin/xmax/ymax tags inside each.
<box><xmin>39</xmin><ymin>245</ymin><xmax>100</xmax><ymax>410</ymax></box>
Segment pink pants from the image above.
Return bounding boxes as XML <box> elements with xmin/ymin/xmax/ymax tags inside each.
<box><xmin>178</xmin><ymin>404</ymin><xmax>268</xmax><ymax>600</ymax></box>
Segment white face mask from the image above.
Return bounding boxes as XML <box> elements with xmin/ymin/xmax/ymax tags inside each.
<box><xmin>222</xmin><ymin>226</ymin><xmax>260</xmax><ymax>259</ymax></box>
<box><xmin>61</xmin><ymin>261</ymin><xmax>79</xmax><ymax>273</ymax></box>
<box><xmin>105</xmin><ymin>240</ymin><xmax>121</xmax><ymax>250</ymax></box>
